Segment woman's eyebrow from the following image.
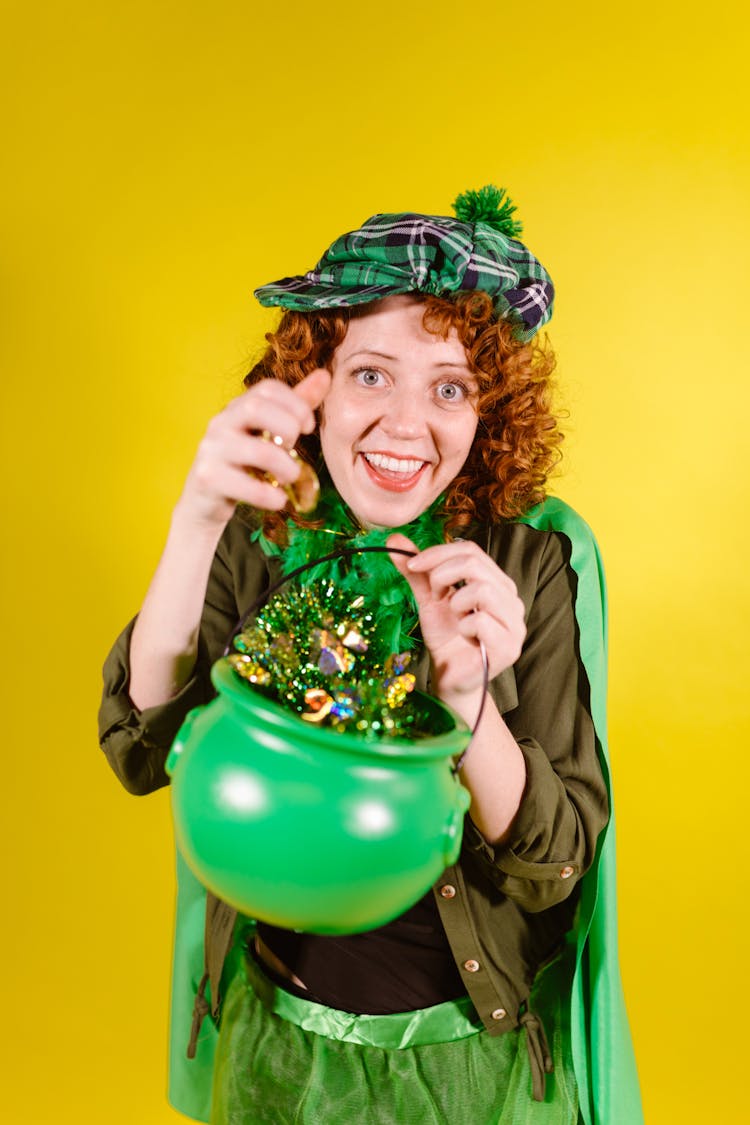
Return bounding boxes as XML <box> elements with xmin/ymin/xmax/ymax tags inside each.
<box><xmin>340</xmin><ymin>349</ymin><xmax>471</xmax><ymax>371</ymax></box>
<box><xmin>339</xmin><ymin>349</ymin><xmax>397</xmax><ymax>362</ymax></box>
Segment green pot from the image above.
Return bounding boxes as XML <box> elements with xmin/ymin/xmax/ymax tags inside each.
<box><xmin>166</xmin><ymin>660</ymin><xmax>471</xmax><ymax>934</ymax></box>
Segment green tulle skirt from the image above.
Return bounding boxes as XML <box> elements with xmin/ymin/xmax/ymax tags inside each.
<box><xmin>210</xmin><ymin>953</ymin><xmax>579</xmax><ymax>1124</ymax></box>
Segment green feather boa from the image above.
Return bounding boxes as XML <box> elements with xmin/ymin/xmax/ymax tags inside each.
<box><xmin>252</xmin><ymin>488</ymin><xmax>448</xmax><ymax>656</ymax></box>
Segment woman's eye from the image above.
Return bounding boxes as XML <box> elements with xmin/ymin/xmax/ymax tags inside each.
<box><xmin>354</xmin><ymin>367</ymin><xmax>383</xmax><ymax>387</ymax></box>
<box><xmin>436</xmin><ymin>381</ymin><xmax>467</xmax><ymax>403</ymax></box>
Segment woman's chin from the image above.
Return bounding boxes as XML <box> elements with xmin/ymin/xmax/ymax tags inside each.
<box><xmin>346</xmin><ymin>490</ymin><xmax>436</xmax><ymax>530</ymax></box>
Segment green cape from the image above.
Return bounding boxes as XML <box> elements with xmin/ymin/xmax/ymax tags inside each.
<box><xmin>166</xmin><ymin>498</ymin><xmax>642</xmax><ymax>1124</ymax></box>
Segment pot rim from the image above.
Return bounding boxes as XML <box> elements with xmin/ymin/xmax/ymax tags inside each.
<box><xmin>211</xmin><ymin>658</ymin><xmax>470</xmax><ymax>763</ymax></box>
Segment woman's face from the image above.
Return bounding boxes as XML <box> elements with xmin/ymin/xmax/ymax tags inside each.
<box><xmin>319</xmin><ymin>296</ymin><xmax>479</xmax><ymax>529</ymax></box>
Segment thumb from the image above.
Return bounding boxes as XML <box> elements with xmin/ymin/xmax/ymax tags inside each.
<box><xmin>294</xmin><ymin>367</ymin><xmax>331</xmax><ymax>412</ymax></box>
<box><xmin>386</xmin><ymin>534</ymin><xmax>431</xmax><ymax>606</ymax></box>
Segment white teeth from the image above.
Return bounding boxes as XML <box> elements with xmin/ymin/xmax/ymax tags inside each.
<box><xmin>363</xmin><ymin>452</ymin><xmax>426</xmax><ymax>474</ymax></box>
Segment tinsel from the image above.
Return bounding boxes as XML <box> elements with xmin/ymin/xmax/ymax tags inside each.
<box><xmin>225</xmin><ymin>580</ymin><xmax>430</xmax><ymax>739</ymax></box>
<box><xmin>235</xmin><ymin>486</ymin><xmax>452</xmax><ymax>738</ymax></box>
<box><xmin>252</xmin><ymin>484</ymin><xmax>449</xmax><ymax>656</ymax></box>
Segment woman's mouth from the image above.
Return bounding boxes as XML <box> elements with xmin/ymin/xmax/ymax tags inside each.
<box><xmin>360</xmin><ymin>451</ymin><xmax>429</xmax><ymax>492</ymax></box>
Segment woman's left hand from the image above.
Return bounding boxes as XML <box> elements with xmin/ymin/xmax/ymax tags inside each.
<box><xmin>387</xmin><ymin>534</ymin><xmax>527</xmax><ymax>697</ymax></box>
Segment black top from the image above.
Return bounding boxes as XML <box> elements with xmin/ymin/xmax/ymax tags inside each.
<box><xmin>256</xmin><ymin>890</ymin><xmax>466</xmax><ymax>1014</ymax></box>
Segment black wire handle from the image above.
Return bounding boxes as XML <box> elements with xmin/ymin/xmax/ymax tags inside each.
<box><xmin>225</xmin><ymin>544</ymin><xmax>488</xmax><ymax>772</ymax></box>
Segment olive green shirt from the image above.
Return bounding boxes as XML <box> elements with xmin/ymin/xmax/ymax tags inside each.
<box><xmin>99</xmin><ymin>510</ymin><xmax>608</xmax><ymax>1045</ymax></box>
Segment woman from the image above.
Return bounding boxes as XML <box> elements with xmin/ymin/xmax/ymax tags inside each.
<box><xmin>99</xmin><ymin>187</ymin><xmax>641</xmax><ymax>1123</ymax></box>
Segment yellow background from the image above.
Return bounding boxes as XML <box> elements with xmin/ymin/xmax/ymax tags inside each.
<box><xmin>2</xmin><ymin>2</ymin><xmax>748</xmax><ymax>1121</ymax></box>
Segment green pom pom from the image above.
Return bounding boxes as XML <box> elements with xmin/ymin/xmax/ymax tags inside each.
<box><xmin>452</xmin><ymin>184</ymin><xmax>523</xmax><ymax>238</ymax></box>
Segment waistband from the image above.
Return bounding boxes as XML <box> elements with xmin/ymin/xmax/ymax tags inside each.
<box><xmin>243</xmin><ymin>949</ymin><xmax>486</xmax><ymax>1049</ymax></box>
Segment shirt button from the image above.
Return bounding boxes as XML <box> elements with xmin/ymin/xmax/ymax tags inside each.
<box><xmin>560</xmin><ymin>865</ymin><xmax>575</xmax><ymax>879</ymax></box>
<box><xmin>440</xmin><ymin>884</ymin><xmax>456</xmax><ymax>899</ymax></box>
<box><xmin>491</xmin><ymin>1008</ymin><xmax>507</xmax><ymax>1020</ymax></box>
<box><xmin>464</xmin><ymin>959</ymin><xmax>480</xmax><ymax>973</ymax></box>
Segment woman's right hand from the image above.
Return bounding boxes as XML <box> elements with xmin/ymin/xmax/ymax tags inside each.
<box><xmin>129</xmin><ymin>368</ymin><xmax>330</xmax><ymax>711</ymax></box>
<box><xmin>175</xmin><ymin>368</ymin><xmax>331</xmax><ymax>531</ymax></box>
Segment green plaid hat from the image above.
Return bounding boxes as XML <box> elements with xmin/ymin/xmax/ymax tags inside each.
<box><xmin>254</xmin><ymin>186</ymin><xmax>554</xmax><ymax>340</ymax></box>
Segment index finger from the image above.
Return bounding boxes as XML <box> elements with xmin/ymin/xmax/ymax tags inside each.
<box><xmin>405</xmin><ymin>541</ymin><xmax>518</xmax><ymax>595</ymax></box>
<box><xmin>249</xmin><ymin>369</ymin><xmax>330</xmax><ymax>436</ymax></box>
<box><xmin>404</xmin><ymin>540</ymin><xmax>478</xmax><ymax>570</ymax></box>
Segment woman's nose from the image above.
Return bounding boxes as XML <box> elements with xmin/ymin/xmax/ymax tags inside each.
<box><xmin>380</xmin><ymin>387</ymin><xmax>429</xmax><ymax>438</ymax></box>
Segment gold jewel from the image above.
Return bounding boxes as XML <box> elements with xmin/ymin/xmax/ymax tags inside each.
<box><xmin>250</xmin><ymin>432</ymin><xmax>320</xmax><ymax>514</ymax></box>
<box><xmin>261</xmin><ymin>430</ymin><xmax>286</xmax><ymax>447</ymax></box>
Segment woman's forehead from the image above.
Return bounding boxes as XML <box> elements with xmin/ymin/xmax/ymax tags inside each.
<box><xmin>335</xmin><ymin>296</ymin><xmax>468</xmax><ymax>365</ymax></box>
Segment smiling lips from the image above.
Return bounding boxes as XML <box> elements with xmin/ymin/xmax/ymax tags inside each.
<box><xmin>361</xmin><ymin>451</ymin><xmax>429</xmax><ymax>492</ymax></box>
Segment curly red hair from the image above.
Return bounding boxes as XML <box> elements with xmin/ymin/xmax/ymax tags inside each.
<box><xmin>244</xmin><ymin>292</ymin><xmax>561</xmax><ymax>540</ymax></box>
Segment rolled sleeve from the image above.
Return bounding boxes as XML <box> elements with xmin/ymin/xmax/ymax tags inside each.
<box><xmin>465</xmin><ymin>525</ymin><xmax>609</xmax><ymax>912</ymax></box>
<box><xmin>98</xmin><ymin>618</ymin><xmax>215</xmax><ymax>795</ymax></box>
<box><xmin>98</xmin><ymin>514</ymin><xmax>269</xmax><ymax>797</ymax></box>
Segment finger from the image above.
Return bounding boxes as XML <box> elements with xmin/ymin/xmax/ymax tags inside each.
<box><xmin>404</xmin><ymin>540</ymin><xmax>484</xmax><ymax>570</ymax></box>
<box><xmin>199</xmin><ymin>425</ymin><xmax>303</xmax><ymax>485</ymax></box>
<box><xmin>385</xmin><ymin>533</ymin><xmax>420</xmax><ymax>575</ymax></box>
<box><xmin>456</xmin><ymin>611</ymin><xmax>525</xmax><ymax>667</ymax></box>
<box><xmin>385</xmin><ymin>532</ymin><xmax>420</xmax><ymax>563</ymax></box>
<box><xmin>232</xmin><ymin>433</ymin><xmax>304</xmax><ymax>485</ymax></box>
<box><xmin>294</xmin><ymin>368</ymin><xmax>332</xmax><ymax>422</ymax></box>
<box><xmin>202</xmin><ymin>464</ymin><xmax>289</xmax><ymax>512</ymax></box>
<box><xmin>236</xmin><ymin>378</ymin><xmax>321</xmax><ymax>437</ymax></box>
<box><xmin>245</xmin><ymin>400</ymin><xmax>311</xmax><ymax>448</ymax></box>
<box><xmin>407</xmin><ymin>541</ymin><xmax>517</xmax><ymax>586</ymax></box>
<box><xmin>410</xmin><ymin>553</ymin><xmax>519</xmax><ymax>603</ymax></box>
<box><xmin>386</xmin><ymin>534</ymin><xmax>433</xmax><ymax>605</ymax></box>
<box><xmin>450</xmin><ymin>580</ymin><xmax>525</xmax><ymax>627</ymax></box>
